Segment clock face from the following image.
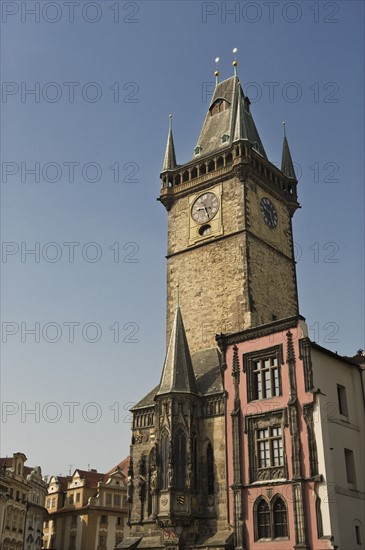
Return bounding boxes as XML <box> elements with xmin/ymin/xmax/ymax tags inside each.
<box><xmin>191</xmin><ymin>192</ymin><xmax>219</xmax><ymax>224</ymax></box>
<box><xmin>260</xmin><ymin>197</ymin><xmax>278</xmax><ymax>228</ymax></box>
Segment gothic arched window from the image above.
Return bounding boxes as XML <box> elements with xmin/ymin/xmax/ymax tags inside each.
<box><xmin>257</xmin><ymin>498</ymin><xmax>270</xmax><ymax>539</ymax></box>
<box><xmin>207</xmin><ymin>442</ymin><xmax>214</xmax><ymax>495</ymax></box>
<box><xmin>174</xmin><ymin>429</ymin><xmax>186</xmax><ymax>490</ymax></box>
<box><xmin>192</xmin><ymin>433</ymin><xmax>198</xmax><ymax>491</ymax></box>
<box><xmin>160</xmin><ymin>430</ymin><xmax>169</xmax><ymax>490</ymax></box>
<box><xmin>273</xmin><ymin>497</ymin><xmax>288</xmax><ymax>537</ymax></box>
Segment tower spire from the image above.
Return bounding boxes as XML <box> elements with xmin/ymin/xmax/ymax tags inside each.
<box><xmin>157</xmin><ymin>304</ymin><xmax>198</xmax><ymax>396</ymax></box>
<box><xmin>161</xmin><ymin>114</ymin><xmax>177</xmax><ymax>172</ymax></box>
<box><xmin>281</xmin><ymin>121</ymin><xmax>296</xmax><ymax>180</ymax></box>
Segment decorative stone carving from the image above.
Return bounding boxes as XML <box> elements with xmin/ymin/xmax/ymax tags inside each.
<box><xmin>299</xmin><ymin>338</ymin><xmax>314</xmax><ymax>391</ymax></box>
<box><xmin>150</xmin><ymin>468</ymin><xmax>158</xmax><ymax>493</ymax></box>
<box><xmin>292</xmin><ymin>482</ymin><xmax>308</xmax><ymax>546</ymax></box>
<box><xmin>286</xmin><ymin>331</ymin><xmax>297</xmax><ymax>401</ymax></box>
<box><xmin>288</xmin><ymin>404</ymin><xmax>302</xmax><ymax>479</ymax></box>
<box><xmin>303</xmin><ymin>403</ymin><xmax>319</xmax><ymax>477</ymax></box>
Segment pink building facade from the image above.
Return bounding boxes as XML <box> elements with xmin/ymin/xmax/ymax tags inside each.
<box><xmin>218</xmin><ymin>316</ymin><xmax>335</xmax><ymax>550</ymax></box>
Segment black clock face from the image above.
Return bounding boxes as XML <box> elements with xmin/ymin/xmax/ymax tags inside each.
<box><xmin>260</xmin><ymin>197</ymin><xmax>278</xmax><ymax>228</ymax></box>
<box><xmin>191</xmin><ymin>192</ymin><xmax>219</xmax><ymax>224</ymax></box>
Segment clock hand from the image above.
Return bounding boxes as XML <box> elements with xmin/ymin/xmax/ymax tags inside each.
<box><xmin>263</xmin><ymin>205</ymin><xmax>273</xmax><ymax>221</ymax></box>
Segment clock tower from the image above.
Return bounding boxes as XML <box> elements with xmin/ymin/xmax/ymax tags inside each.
<box><xmin>160</xmin><ymin>73</ymin><xmax>299</xmax><ymax>353</ymax></box>
<box><xmin>123</xmin><ymin>63</ymin><xmax>302</xmax><ymax>550</ymax></box>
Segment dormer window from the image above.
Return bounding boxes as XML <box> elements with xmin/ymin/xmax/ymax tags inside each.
<box><xmin>221</xmin><ymin>133</ymin><xmax>229</xmax><ymax>144</ymax></box>
<box><xmin>194</xmin><ymin>145</ymin><xmax>202</xmax><ymax>155</ymax></box>
<box><xmin>209</xmin><ymin>98</ymin><xmax>229</xmax><ymax>116</ymax></box>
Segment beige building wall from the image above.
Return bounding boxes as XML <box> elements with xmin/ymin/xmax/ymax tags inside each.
<box><xmin>43</xmin><ymin>468</ymin><xmax>128</xmax><ymax>550</ymax></box>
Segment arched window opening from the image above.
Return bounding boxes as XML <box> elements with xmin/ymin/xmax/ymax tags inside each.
<box><xmin>182</xmin><ymin>171</ymin><xmax>189</xmax><ymax>183</ymax></box>
<box><xmin>207</xmin><ymin>443</ymin><xmax>214</xmax><ymax>495</ymax></box>
<box><xmin>354</xmin><ymin>520</ymin><xmax>363</xmax><ymax>545</ymax></box>
<box><xmin>174</xmin><ymin>429</ymin><xmax>186</xmax><ymax>490</ymax></box>
<box><xmin>160</xmin><ymin>430</ymin><xmax>169</xmax><ymax>490</ymax></box>
<box><xmin>226</xmin><ymin>153</ymin><xmax>233</xmax><ymax>165</ymax></box>
<box><xmin>257</xmin><ymin>499</ymin><xmax>270</xmax><ymax>539</ymax></box>
<box><xmin>191</xmin><ymin>167</ymin><xmax>198</xmax><ymax>179</ymax></box>
<box><xmin>207</xmin><ymin>160</ymin><xmax>215</xmax><ymax>173</ymax></box>
<box><xmin>174</xmin><ymin>174</ymin><xmax>181</xmax><ymax>186</ymax></box>
<box><xmin>200</xmin><ymin>164</ymin><xmax>207</xmax><ymax>175</ymax></box>
<box><xmin>273</xmin><ymin>497</ymin><xmax>288</xmax><ymax>538</ymax></box>
<box><xmin>217</xmin><ymin>156</ymin><xmax>224</xmax><ymax>169</ymax></box>
<box><xmin>199</xmin><ymin>224</ymin><xmax>211</xmax><ymax>237</ymax></box>
<box><xmin>209</xmin><ymin>98</ymin><xmax>229</xmax><ymax>116</ymax></box>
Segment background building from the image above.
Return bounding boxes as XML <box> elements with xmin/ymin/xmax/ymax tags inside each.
<box><xmin>0</xmin><ymin>452</ymin><xmax>47</xmax><ymax>550</ymax></box>
<box><xmin>43</xmin><ymin>458</ymin><xmax>129</xmax><ymax>550</ymax></box>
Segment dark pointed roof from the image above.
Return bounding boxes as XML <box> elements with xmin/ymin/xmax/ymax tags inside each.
<box><xmin>156</xmin><ymin>306</ymin><xmax>198</xmax><ymax>396</ymax></box>
<box><xmin>193</xmin><ymin>75</ymin><xmax>267</xmax><ymax>159</ymax></box>
<box><xmin>162</xmin><ymin>118</ymin><xmax>177</xmax><ymax>172</ymax></box>
<box><xmin>281</xmin><ymin>134</ymin><xmax>296</xmax><ymax>180</ymax></box>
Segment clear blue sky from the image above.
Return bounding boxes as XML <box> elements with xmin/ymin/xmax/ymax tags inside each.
<box><xmin>1</xmin><ymin>1</ymin><xmax>364</xmax><ymax>477</ymax></box>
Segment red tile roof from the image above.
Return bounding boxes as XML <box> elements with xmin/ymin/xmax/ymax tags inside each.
<box><xmin>0</xmin><ymin>458</ymin><xmax>13</xmax><ymax>469</ymax></box>
<box><xmin>105</xmin><ymin>456</ymin><xmax>130</xmax><ymax>479</ymax></box>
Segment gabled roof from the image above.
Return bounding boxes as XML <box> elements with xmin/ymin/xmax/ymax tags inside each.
<box><xmin>194</xmin><ymin>75</ymin><xmax>267</xmax><ymax>159</ymax></box>
<box><xmin>156</xmin><ymin>306</ymin><xmax>198</xmax><ymax>396</ymax></box>
<box><xmin>50</xmin><ymin>476</ymin><xmax>71</xmax><ymax>491</ymax></box>
<box><xmin>71</xmin><ymin>469</ymin><xmax>105</xmax><ymax>488</ymax></box>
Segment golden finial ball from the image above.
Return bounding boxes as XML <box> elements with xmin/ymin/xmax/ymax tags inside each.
<box><xmin>233</xmin><ymin>60</ymin><xmax>238</xmax><ymax>67</ymax></box>
<box><xmin>214</xmin><ymin>70</ymin><xmax>220</xmax><ymax>77</ymax></box>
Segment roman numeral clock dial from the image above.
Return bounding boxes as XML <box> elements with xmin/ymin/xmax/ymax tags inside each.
<box><xmin>191</xmin><ymin>192</ymin><xmax>219</xmax><ymax>224</ymax></box>
<box><xmin>260</xmin><ymin>197</ymin><xmax>278</xmax><ymax>228</ymax></box>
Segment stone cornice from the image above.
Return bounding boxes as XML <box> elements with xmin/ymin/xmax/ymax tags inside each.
<box><xmin>216</xmin><ymin>316</ymin><xmax>303</xmax><ymax>348</ymax></box>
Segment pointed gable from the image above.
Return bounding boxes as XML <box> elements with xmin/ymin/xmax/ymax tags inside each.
<box><xmin>233</xmin><ymin>85</ymin><xmax>267</xmax><ymax>159</ymax></box>
<box><xmin>156</xmin><ymin>306</ymin><xmax>198</xmax><ymax>396</ymax></box>
<box><xmin>193</xmin><ymin>75</ymin><xmax>266</xmax><ymax>159</ymax></box>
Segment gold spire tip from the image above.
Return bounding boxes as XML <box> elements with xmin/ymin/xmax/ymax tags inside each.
<box><xmin>214</xmin><ymin>57</ymin><xmax>220</xmax><ymax>83</ymax></box>
<box><xmin>282</xmin><ymin>121</ymin><xmax>286</xmax><ymax>137</ymax></box>
<box><xmin>232</xmin><ymin>47</ymin><xmax>238</xmax><ymax>75</ymax></box>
